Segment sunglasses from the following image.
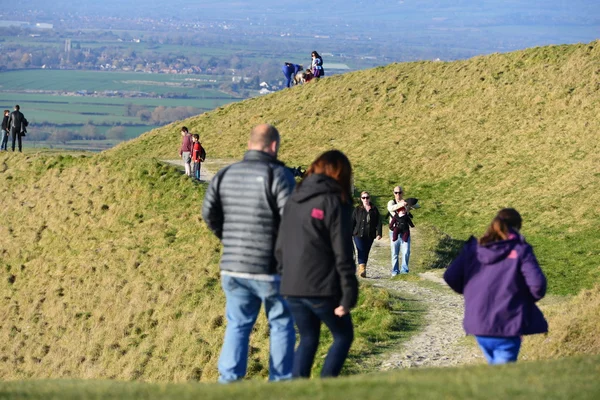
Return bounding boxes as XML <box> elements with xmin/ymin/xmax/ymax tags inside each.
<box><xmin>394</xmin><ymin>191</ymin><xmax>403</xmax><ymax>194</ymax></box>
<box><xmin>361</xmin><ymin>196</ymin><xmax>370</xmax><ymax>199</ymax></box>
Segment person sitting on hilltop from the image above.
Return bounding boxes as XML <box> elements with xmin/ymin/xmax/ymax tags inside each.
<box><xmin>303</xmin><ymin>69</ymin><xmax>315</xmax><ymax>83</ymax></box>
<box><xmin>282</xmin><ymin>62</ymin><xmax>303</xmax><ymax>88</ymax></box>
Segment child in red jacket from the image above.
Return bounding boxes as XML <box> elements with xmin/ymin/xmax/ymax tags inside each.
<box><xmin>191</xmin><ymin>134</ymin><xmax>204</xmax><ymax>181</ymax></box>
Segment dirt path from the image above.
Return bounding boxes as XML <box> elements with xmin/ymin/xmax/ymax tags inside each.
<box><xmin>161</xmin><ymin>158</ymin><xmax>239</xmax><ymax>182</ymax></box>
<box><xmin>364</xmin><ymin>230</ymin><xmax>483</xmax><ymax>369</ymax></box>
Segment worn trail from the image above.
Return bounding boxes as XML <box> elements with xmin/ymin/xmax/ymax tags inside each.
<box><xmin>363</xmin><ymin>233</ymin><xmax>482</xmax><ymax>369</ymax></box>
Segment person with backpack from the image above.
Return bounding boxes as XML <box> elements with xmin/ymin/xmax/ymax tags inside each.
<box><xmin>352</xmin><ymin>191</ymin><xmax>382</xmax><ymax>278</ymax></box>
<box><xmin>191</xmin><ymin>134</ymin><xmax>204</xmax><ymax>181</ymax></box>
<box><xmin>202</xmin><ymin>124</ymin><xmax>296</xmax><ymax>383</ymax></box>
<box><xmin>276</xmin><ymin>150</ymin><xmax>358</xmax><ymax>378</ymax></box>
<box><xmin>7</xmin><ymin>105</ymin><xmax>27</xmax><ymax>153</ymax></box>
<box><xmin>443</xmin><ymin>208</ymin><xmax>548</xmax><ymax>365</ymax></box>
<box><xmin>1</xmin><ymin>110</ymin><xmax>9</xmax><ymax>151</ymax></box>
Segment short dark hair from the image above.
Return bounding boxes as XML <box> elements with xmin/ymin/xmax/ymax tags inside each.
<box><xmin>181</xmin><ymin>126</ymin><xmax>188</xmax><ymax>133</ymax></box>
<box><xmin>3</xmin><ymin>110</ymin><xmax>8</xmax><ymax>114</ymax></box>
<box><xmin>14</xmin><ymin>105</ymin><xmax>20</xmax><ymax>111</ymax></box>
<box><xmin>193</xmin><ymin>134</ymin><xmax>199</xmax><ymax>140</ymax></box>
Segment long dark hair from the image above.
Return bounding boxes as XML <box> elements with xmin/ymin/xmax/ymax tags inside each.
<box><xmin>479</xmin><ymin>208</ymin><xmax>522</xmax><ymax>245</ymax></box>
<box><xmin>303</xmin><ymin>150</ymin><xmax>352</xmax><ymax>203</ymax></box>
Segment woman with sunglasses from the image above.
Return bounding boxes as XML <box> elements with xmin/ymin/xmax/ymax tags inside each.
<box><xmin>352</xmin><ymin>191</ymin><xmax>382</xmax><ymax>278</ymax></box>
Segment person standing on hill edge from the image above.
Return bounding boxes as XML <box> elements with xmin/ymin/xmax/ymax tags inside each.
<box><xmin>7</xmin><ymin>105</ymin><xmax>27</xmax><ymax>153</ymax></box>
<box><xmin>387</xmin><ymin>186</ymin><xmax>411</xmax><ymax>276</ymax></box>
<box><xmin>311</xmin><ymin>51</ymin><xmax>324</xmax><ymax>78</ymax></box>
<box><xmin>352</xmin><ymin>191</ymin><xmax>382</xmax><ymax>278</ymax></box>
<box><xmin>1</xmin><ymin>110</ymin><xmax>9</xmax><ymax>151</ymax></box>
<box><xmin>276</xmin><ymin>150</ymin><xmax>358</xmax><ymax>378</ymax></box>
<box><xmin>444</xmin><ymin>208</ymin><xmax>548</xmax><ymax>365</ymax></box>
<box><xmin>179</xmin><ymin>126</ymin><xmax>193</xmax><ymax>177</ymax></box>
<box><xmin>191</xmin><ymin>134</ymin><xmax>203</xmax><ymax>181</ymax></box>
<box><xmin>202</xmin><ymin>124</ymin><xmax>296</xmax><ymax>383</ymax></box>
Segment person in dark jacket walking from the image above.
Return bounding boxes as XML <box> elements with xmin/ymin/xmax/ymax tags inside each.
<box><xmin>7</xmin><ymin>105</ymin><xmax>27</xmax><ymax>152</ymax></box>
<box><xmin>1</xmin><ymin>110</ymin><xmax>9</xmax><ymax>151</ymax></box>
<box><xmin>443</xmin><ymin>208</ymin><xmax>548</xmax><ymax>365</ymax></box>
<box><xmin>352</xmin><ymin>191</ymin><xmax>382</xmax><ymax>278</ymax></box>
<box><xmin>276</xmin><ymin>150</ymin><xmax>358</xmax><ymax>378</ymax></box>
<box><xmin>202</xmin><ymin>124</ymin><xmax>296</xmax><ymax>383</ymax></box>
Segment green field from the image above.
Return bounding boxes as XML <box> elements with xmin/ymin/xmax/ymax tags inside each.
<box><xmin>0</xmin><ymin>70</ymin><xmax>233</xmax><ymax>94</ymax></box>
<box><xmin>0</xmin><ymin>69</ymin><xmax>243</xmax><ymax>145</ymax></box>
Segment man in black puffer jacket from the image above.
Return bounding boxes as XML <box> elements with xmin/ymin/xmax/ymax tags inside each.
<box><xmin>202</xmin><ymin>124</ymin><xmax>296</xmax><ymax>383</ymax></box>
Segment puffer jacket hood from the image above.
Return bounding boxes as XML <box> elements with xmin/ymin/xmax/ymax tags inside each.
<box><xmin>292</xmin><ymin>173</ymin><xmax>343</xmax><ymax>203</ymax></box>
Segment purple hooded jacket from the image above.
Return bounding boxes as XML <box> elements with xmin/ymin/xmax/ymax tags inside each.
<box><xmin>443</xmin><ymin>232</ymin><xmax>548</xmax><ymax>337</ymax></box>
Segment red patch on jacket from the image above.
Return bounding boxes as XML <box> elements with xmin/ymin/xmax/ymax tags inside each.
<box><xmin>311</xmin><ymin>208</ymin><xmax>325</xmax><ymax>220</ymax></box>
<box><xmin>508</xmin><ymin>250</ymin><xmax>518</xmax><ymax>259</ymax></box>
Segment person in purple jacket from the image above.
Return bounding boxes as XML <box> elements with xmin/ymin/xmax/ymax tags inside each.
<box><xmin>443</xmin><ymin>208</ymin><xmax>548</xmax><ymax>365</ymax></box>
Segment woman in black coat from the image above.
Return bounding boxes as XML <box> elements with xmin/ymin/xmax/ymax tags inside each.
<box><xmin>352</xmin><ymin>191</ymin><xmax>382</xmax><ymax>278</ymax></box>
<box><xmin>276</xmin><ymin>149</ymin><xmax>357</xmax><ymax>378</ymax></box>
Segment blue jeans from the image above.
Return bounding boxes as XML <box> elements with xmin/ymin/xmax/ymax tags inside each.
<box><xmin>0</xmin><ymin>129</ymin><xmax>8</xmax><ymax>150</ymax></box>
<box><xmin>286</xmin><ymin>297</ymin><xmax>354</xmax><ymax>378</ymax></box>
<box><xmin>389</xmin><ymin>230</ymin><xmax>410</xmax><ymax>275</ymax></box>
<box><xmin>193</xmin><ymin>161</ymin><xmax>201</xmax><ymax>180</ymax></box>
<box><xmin>475</xmin><ymin>336</ymin><xmax>521</xmax><ymax>365</ymax></box>
<box><xmin>218</xmin><ymin>275</ymin><xmax>295</xmax><ymax>383</ymax></box>
<box><xmin>353</xmin><ymin>236</ymin><xmax>374</xmax><ymax>265</ymax></box>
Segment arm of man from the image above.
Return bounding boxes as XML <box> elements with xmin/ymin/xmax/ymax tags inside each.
<box><xmin>387</xmin><ymin>199</ymin><xmax>405</xmax><ymax>214</ymax></box>
<box><xmin>201</xmin><ymin>170</ymin><xmax>225</xmax><ymax>240</ymax></box>
<box><xmin>271</xmin><ymin>165</ymin><xmax>296</xmax><ymax>218</ymax></box>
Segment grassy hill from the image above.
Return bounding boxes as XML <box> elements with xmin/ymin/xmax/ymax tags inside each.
<box><xmin>1</xmin><ymin>40</ymin><xmax>599</xmax><ymax>385</ymax></box>
<box><xmin>127</xmin><ymin>41</ymin><xmax>600</xmax><ymax>295</ymax></box>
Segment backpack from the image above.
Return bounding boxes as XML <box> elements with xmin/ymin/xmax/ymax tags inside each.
<box><xmin>200</xmin><ymin>145</ymin><xmax>206</xmax><ymax>162</ymax></box>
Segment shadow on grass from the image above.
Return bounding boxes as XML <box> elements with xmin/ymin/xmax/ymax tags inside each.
<box><xmin>429</xmin><ymin>234</ymin><xmax>465</xmax><ymax>269</ymax></box>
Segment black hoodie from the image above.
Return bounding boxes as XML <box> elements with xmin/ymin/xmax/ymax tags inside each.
<box><xmin>276</xmin><ymin>173</ymin><xmax>358</xmax><ymax>309</ymax></box>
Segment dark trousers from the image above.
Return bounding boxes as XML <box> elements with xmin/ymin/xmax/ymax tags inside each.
<box><xmin>286</xmin><ymin>297</ymin><xmax>354</xmax><ymax>378</ymax></box>
<box><xmin>353</xmin><ymin>236</ymin><xmax>374</xmax><ymax>265</ymax></box>
<box><xmin>11</xmin><ymin>131</ymin><xmax>22</xmax><ymax>152</ymax></box>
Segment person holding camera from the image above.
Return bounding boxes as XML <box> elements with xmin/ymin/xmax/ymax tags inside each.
<box><xmin>352</xmin><ymin>191</ymin><xmax>382</xmax><ymax>278</ymax></box>
<box><xmin>387</xmin><ymin>186</ymin><xmax>411</xmax><ymax>276</ymax></box>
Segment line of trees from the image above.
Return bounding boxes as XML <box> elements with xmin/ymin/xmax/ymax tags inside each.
<box><xmin>125</xmin><ymin>104</ymin><xmax>204</xmax><ymax>124</ymax></box>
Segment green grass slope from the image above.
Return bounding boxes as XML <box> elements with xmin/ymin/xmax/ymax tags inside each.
<box><xmin>1</xmin><ymin>355</ymin><xmax>599</xmax><ymax>400</ymax></box>
<box><xmin>125</xmin><ymin>41</ymin><xmax>600</xmax><ymax>295</ymax></box>
<box><xmin>0</xmin><ymin>151</ymin><xmax>405</xmax><ymax>382</ymax></box>
<box><xmin>1</xmin><ymin>41</ymin><xmax>600</xmax><ymax>384</ymax></box>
